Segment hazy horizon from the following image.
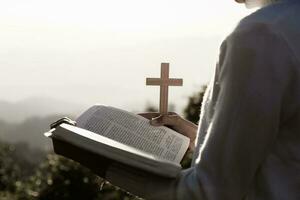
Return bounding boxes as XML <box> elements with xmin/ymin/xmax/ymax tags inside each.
<box><xmin>0</xmin><ymin>1</ymin><xmax>253</xmax><ymax>113</ymax></box>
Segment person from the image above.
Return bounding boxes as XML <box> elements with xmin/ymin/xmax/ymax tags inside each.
<box><xmin>104</xmin><ymin>0</ymin><xmax>300</xmax><ymax>199</ymax></box>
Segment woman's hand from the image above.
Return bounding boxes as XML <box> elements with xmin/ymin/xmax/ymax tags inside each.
<box><xmin>138</xmin><ymin>112</ymin><xmax>198</xmax><ymax>151</ymax></box>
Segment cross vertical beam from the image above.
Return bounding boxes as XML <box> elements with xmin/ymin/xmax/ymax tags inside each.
<box><xmin>160</xmin><ymin>63</ymin><xmax>170</xmax><ymax>115</ymax></box>
<box><xmin>146</xmin><ymin>63</ymin><xmax>183</xmax><ymax>115</ymax></box>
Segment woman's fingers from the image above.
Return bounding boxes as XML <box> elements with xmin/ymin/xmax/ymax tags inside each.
<box><xmin>150</xmin><ymin>114</ymin><xmax>180</xmax><ymax>126</ymax></box>
<box><xmin>139</xmin><ymin>112</ymin><xmax>198</xmax><ymax>151</ymax></box>
<box><xmin>138</xmin><ymin>112</ymin><xmax>160</xmax><ymax>120</ymax></box>
<box><xmin>138</xmin><ymin>112</ymin><xmax>180</xmax><ymax>123</ymax></box>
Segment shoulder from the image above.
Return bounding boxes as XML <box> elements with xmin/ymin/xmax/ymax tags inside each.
<box><xmin>221</xmin><ymin>0</ymin><xmax>300</xmax><ymax>66</ymax></box>
<box><xmin>217</xmin><ymin>1</ymin><xmax>299</xmax><ymax>75</ymax></box>
<box><xmin>235</xmin><ymin>0</ymin><xmax>299</xmax><ymax>34</ymax></box>
<box><xmin>222</xmin><ymin>0</ymin><xmax>300</xmax><ymax>51</ymax></box>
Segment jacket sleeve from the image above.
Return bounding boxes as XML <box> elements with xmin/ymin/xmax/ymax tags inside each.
<box><xmin>105</xmin><ymin>23</ymin><xmax>293</xmax><ymax>200</ymax></box>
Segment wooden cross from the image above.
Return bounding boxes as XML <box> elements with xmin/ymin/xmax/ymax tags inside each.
<box><xmin>146</xmin><ymin>63</ymin><xmax>183</xmax><ymax>115</ymax></box>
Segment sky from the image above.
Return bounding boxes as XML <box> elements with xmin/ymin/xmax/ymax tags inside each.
<box><xmin>0</xmin><ymin>0</ymin><xmax>253</xmax><ymax>113</ymax></box>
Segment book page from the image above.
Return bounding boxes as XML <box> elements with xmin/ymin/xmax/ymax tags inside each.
<box><xmin>76</xmin><ymin>105</ymin><xmax>190</xmax><ymax>164</ymax></box>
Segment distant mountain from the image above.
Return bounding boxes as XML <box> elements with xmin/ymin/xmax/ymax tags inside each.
<box><xmin>0</xmin><ymin>97</ymin><xmax>86</xmax><ymax>150</ymax></box>
<box><xmin>0</xmin><ymin>115</ymin><xmax>72</xmax><ymax>151</ymax></box>
<box><xmin>0</xmin><ymin>97</ymin><xmax>86</xmax><ymax>123</ymax></box>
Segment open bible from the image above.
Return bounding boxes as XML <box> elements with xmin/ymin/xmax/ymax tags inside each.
<box><xmin>45</xmin><ymin>105</ymin><xmax>190</xmax><ymax>178</ymax></box>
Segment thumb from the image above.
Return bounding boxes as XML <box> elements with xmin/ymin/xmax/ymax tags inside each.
<box><xmin>150</xmin><ymin>115</ymin><xmax>164</xmax><ymax>126</ymax></box>
<box><xmin>150</xmin><ymin>114</ymin><xmax>180</xmax><ymax>127</ymax></box>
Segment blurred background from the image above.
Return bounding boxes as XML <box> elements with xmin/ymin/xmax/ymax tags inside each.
<box><xmin>0</xmin><ymin>0</ymin><xmax>253</xmax><ymax>199</ymax></box>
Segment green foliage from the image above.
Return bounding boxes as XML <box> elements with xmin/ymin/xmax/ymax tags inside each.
<box><xmin>0</xmin><ymin>142</ymin><xmax>21</xmax><ymax>192</ymax></box>
<box><xmin>144</xmin><ymin>104</ymin><xmax>157</xmax><ymax>112</ymax></box>
<box><xmin>180</xmin><ymin>151</ymin><xmax>193</xmax><ymax>169</ymax></box>
<box><xmin>183</xmin><ymin>85</ymin><xmax>207</xmax><ymax>124</ymax></box>
<box><xmin>144</xmin><ymin>103</ymin><xmax>176</xmax><ymax>113</ymax></box>
<box><xmin>26</xmin><ymin>154</ymin><xmax>135</xmax><ymax>200</ymax></box>
<box><xmin>181</xmin><ymin>85</ymin><xmax>207</xmax><ymax>168</ymax></box>
<box><xmin>0</xmin><ymin>141</ymin><xmax>136</xmax><ymax>200</ymax></box>
<box><xmin>26</xmin><ymin>154</ymin><xmax>101</xmax><ymax>200</ymax></box>
<box><xmin>0</xmin><ymin>191</ymin><xmax>18</xmax><ymax>200</ymax></box>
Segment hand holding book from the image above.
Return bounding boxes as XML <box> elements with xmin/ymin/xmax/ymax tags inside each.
<box><xmin>46</xmin><ymin>105</ymin><xmax>190</xmax><ymax>178</ymax></box>
<box><xmin>138</xmin><ymin>112</ymin><xmax>198</xmax><ymax>151</ymax></box>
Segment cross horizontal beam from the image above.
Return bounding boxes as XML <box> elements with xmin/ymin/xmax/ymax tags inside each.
<box><xmin>146</xmin><ymin>78</ymin><xmax>183</xmax><ymax>86</ymax></box>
